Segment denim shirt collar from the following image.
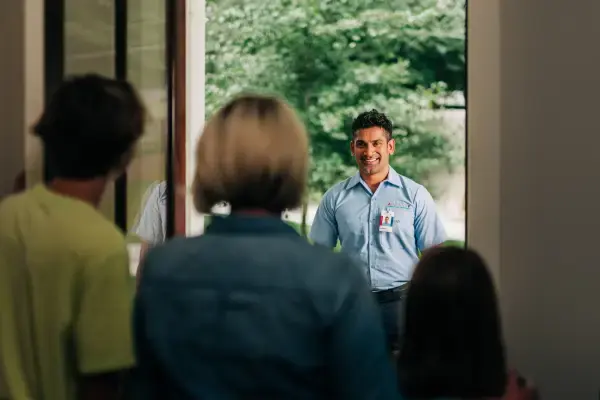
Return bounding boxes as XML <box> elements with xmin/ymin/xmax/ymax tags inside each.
<box><xmin>206</xmin><ymin>214</ymin><xmax>299</xmax><ymax>236</ymax></box>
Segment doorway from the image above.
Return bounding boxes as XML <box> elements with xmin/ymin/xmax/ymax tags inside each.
<box><xmin>43</xmin><ymin>0</ymin><xmax>187</xmax><ymax>273</ymax></box>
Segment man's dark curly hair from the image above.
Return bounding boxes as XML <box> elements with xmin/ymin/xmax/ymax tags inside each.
<box><xmin>351</xmin><ymin>109</ymin><xmax>393</xmax><ymax>141</ymax></box>
<box><xmin>33</xmin><ymin>74</ymin><xmax>146</xmax><ymax>179</ymax></box>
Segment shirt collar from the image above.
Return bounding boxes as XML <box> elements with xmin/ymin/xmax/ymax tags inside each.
<box><xmin>345</xmin><ymin>167</ymin><xmax>403</xmax><ymax>190</ymax></box>
<box><xmin>205</xmin><ymin>214</ymin><xmax>299</xmax><ymax>236</ymax></box>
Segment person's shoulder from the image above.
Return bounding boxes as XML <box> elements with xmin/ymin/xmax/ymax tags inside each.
<box><xmin>2</xmin><ymin>186</ymin><xmax>128</xmax><ymax>269</ymax></box>
<box><xmin>140</xmin><ymin>235</ymin><xmax>198</xmax><ymax>279</ymax></box>
<box><xmin>89</xmin><ymin>220</ymin><xmax>127</xmax><ymax>250</ymax></box>
<box><xmin>0</xmin><ymin>186</ymin><xmax>38</xmax><ymax>211</ymax></box>
<box><xmin>74</xmin><ymin>216</ymin><xmax>129</xmax><ymax>268</ymax></box>
<box><xmin>0</xmin><ymin>191</ymin><xmax>31</xmax><ymax>241</ymax></box>
<box><xmin>156</xmin><ymin>181</ymin><xmax>167</xmax><ymax>198</ymax></box>
<box><xmin>393</xmin><ymin>172</ymin><xmax>431</xmax><ymax>200</ymax></box>
<box><xmin>73</xmin><ymin>227</ymin><xmax>129</xmax><ymax>283</ymax></box>
<box><xmin>56</xmin><ymin>200</ymin><xmax>128</xmax><ymax>262</ymax></box>
<box><xmin>394</xmin><ymin>172</ymin><xmax>422</xmax><ymax>191</ymax></box>
<box><xmin>145</xmin><ymin>181</ymin><xmax>167</xmax><ymax>201</ymax></box>
<box><xmin>0</xmin><ymin>191</ymin><xmax>25</xmax><ymax>218</ymax></box>
<box><xmin>147</xmin><ymin>181</ymin><xmax>168</xmax><ymax>206</ymax></box>
<box><xmin>321</xmin><ymin>175</ymin><xmax>356</xmax><ymax>202</ymax></box>
<box><xmin>0</xmin><ymin>187</ymin><xmax>52</xmax><ymax>235</ymax></box>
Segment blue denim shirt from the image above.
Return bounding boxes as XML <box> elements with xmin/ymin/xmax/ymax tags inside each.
<box><xmin>310</xmin><ymin>168</ymin><xmax>446</xmax><ymax>290</ymax></box>
<box><xmin>130</xmin><ymin>215</ymin><xmax>400</xmax><ymax>400</ymax></box>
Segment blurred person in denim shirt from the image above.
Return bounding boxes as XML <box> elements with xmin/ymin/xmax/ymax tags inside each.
<box><xmin>130</xmin><ymin>95</ymin><xmax>399</xmax><ymax>399</ymax></box>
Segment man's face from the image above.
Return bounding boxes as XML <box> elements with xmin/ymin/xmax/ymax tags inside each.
<box><xmin>351</xmin><ymin>127</ymin><xmax>395</xmax><ymax>176</ymax></box>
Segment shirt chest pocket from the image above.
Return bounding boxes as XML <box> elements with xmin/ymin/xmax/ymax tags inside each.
<box><xmin>379</xmin><ymin>206</ymin><xmax>415</xmax><ymax>250</ymax></box>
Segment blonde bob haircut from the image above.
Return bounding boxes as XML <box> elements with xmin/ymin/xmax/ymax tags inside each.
<box><xmin>192</xmin><ymin>94</ymin><xmax>309</xmax><ymax>214</ymax></box>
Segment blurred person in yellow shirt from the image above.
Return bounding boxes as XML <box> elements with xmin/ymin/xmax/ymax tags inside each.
<box><xmin>0</xmin><ymin>74</ymin><xmax>146</xmax><ymax>400</ymax></box>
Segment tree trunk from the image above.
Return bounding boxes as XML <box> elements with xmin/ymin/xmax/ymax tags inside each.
<box><xmin>300</xmin><ymin>194</ymin><xmax>309</xmax><ymax>237</ymax></box>
<box><xmin>300</xmin><ymin>90</ymin><xmax>312</xmax><ymax>238</ymax></box>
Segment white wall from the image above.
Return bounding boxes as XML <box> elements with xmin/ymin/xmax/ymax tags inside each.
<box><xmin>469</xmin><ymin>1</ymin><xmax>600</xmax><ymax>398</ymax></box>
<box><xmin>0</xmin><ymin>0</ymin><xmax>25</xmax><ymax>197</ymax></box>
<box><xmin>185</xmin><ymin>0</ymin><xmax>206</xmax><ymax>236</ymax></box>
<box><xmin>0</xmin><ymin>0</ymin><xmax>44</xmax><ymax>197</ymax></box>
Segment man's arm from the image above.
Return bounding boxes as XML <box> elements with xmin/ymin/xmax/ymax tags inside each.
<box><xmin>308</xmin><ymin>189</ymin><xmax>339</xmax><ymax>248</ymax></box>
<box><xmin>132</xmin><ymin>184</ymin><xmax>164</xmax><ymax>279</ymax></box>
<box><xmin>413</xmin><ymin>185</ymin><xmax>447</xmax><ymax>252</ymax></box>
<box><xmin>75</xmin><ymin>248</ymin><xmax>135</xmax><ymax>400</ymax></box>
<box><xmin>329</xmin><ymin>260</ymin><xmax>400</xmax><ymax>400</ymax></box>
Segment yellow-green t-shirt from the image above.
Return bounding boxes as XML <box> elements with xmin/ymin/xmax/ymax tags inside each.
<box><xmin>0</xmin><ymin>185</ymin><xmax>135</xmax><ymax>400</ymax></box>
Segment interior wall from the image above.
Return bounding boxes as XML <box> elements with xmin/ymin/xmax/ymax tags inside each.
<box><xmin>0</xmin><ymin>0</ymin><xmax>26</xmax><ymax>198</ymax></box>
<box><xmin>469</xmin><ymin>1</ymin><xmax>600</xmax><ymax>398</ymax></box>
<box><xmin>467</xmin><ymin>0</ymin><xmax>501</xmax><ymax>286</ymax></box>
<box><xmin>185</xmin><ymin>0</ymin><xmax>206</xmax><ymax>236</ymax></box>
<box><xmin>0</xmin><ymin>0</ymin><xmax>44</xmax><ymax>198</ymax></box>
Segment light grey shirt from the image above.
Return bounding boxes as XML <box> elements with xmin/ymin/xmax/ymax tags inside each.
<box><xmin>133</xmin><ymin>181</ymin><xmax>167</xmax><ymax>246</ymax></box>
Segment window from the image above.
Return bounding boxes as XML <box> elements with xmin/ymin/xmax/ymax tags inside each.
<box><xmin>203</xmin><ymin>0</ymin><xmax>466</xmax><ymax>245</ymax></box>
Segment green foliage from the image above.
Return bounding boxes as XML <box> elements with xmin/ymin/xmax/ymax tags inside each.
<box><xmin>205</xmin><ymin>0</ymin><xmax>465</xmax><ymax>198</ymax></box>
<box><xmin>205</xmin><ymin>215</ymin><xmax>464</xmax><ymax>252</ymax></box>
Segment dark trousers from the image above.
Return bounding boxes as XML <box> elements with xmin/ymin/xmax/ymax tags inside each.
<box><xmin>374</xmin><ymin>284</ymin><xmax>408</xmax><ymax>352</ymax></box>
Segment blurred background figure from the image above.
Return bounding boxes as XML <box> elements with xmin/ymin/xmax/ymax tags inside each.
<box><xmin>131</xmin><ymin>180</ymin><xmax>166</xmax><ymax>281</ymax></box>
<box><xmin>397</xmin><ymin>247</ymin><xmax>539</xmax><ymax>400</ymax></box>
<box><xmin>130</xmin><ymin>94</ymin><xmax>399</xmax><ymax>399</ymax></box>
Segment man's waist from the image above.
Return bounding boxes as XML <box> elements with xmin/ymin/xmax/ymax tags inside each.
<box><xmin>372</xmin><ymin>283</ymin><xmax>409</xmax><ymax>303</ymax></box>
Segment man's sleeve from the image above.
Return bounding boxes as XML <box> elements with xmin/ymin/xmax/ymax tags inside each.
<box><xmin>329</xmin><ymin>260</ymin><xmax>400</xmax><ymax>400</ymax></box>
<box><xmin>413</xmin><ymin>185</ymin><xmax>447</xmax><ymax>251</ymax></box>
<box><xmin>308</xmin><ymin>190</ymin><xmax>339</xmax><ymax>248</ymax></box>
<box><xmin>132</xmin><ymin>184</ymin><xmax>164</xmax><ymax>245</ymax></box>
<box><xmin>75</xmin><ymin>248</ymin><xmax>135</xmax><ymax>375</ymax></box>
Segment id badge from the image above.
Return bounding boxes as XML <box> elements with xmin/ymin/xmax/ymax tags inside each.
<box><xmin>379</xmin><ymin>210</ymin><xmax>394</xmax><ymax>232</ymax></box>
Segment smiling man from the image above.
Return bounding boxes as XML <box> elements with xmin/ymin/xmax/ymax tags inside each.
<box><xmin>309</xmin><ymin>109</ymin><xmax>446</xmax><ymax>351</ymax></box>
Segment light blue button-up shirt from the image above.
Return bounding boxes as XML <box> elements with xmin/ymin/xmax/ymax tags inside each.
<box><xmin>309</xmin><ymin>167</ymin><xmax>446</xmax><ymax>291</ymax></box>
<box><xmin>133</xmin><ymin>181</ymin><xmax>167</xmax><ymax>246</ymax></box>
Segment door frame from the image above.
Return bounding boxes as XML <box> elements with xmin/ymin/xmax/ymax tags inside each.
<box><xmin>42</xmin><ymin>0</ymin><xmax>187</xmax><ymax>236</ymax></box>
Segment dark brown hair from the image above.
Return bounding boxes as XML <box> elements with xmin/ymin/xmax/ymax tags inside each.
<box><xmin>33</xmin><ymin>74</ymin><xmax>146</xmax><ymax>179</ymax></box>
<box><xmin>351</xmin><ymin>109</ymin><xmax>393</xmax><ymax>141</ymax></box>
<box><xmin>398</xmin><ymin>247</ymin><xmax>507</xmax><ymax>398</ymax></box>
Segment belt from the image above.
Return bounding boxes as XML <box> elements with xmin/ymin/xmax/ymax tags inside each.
<box><xmin>373</xmin><ymin>283</ymin><xmax>409</xmax><ymax>304</ymax></box>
